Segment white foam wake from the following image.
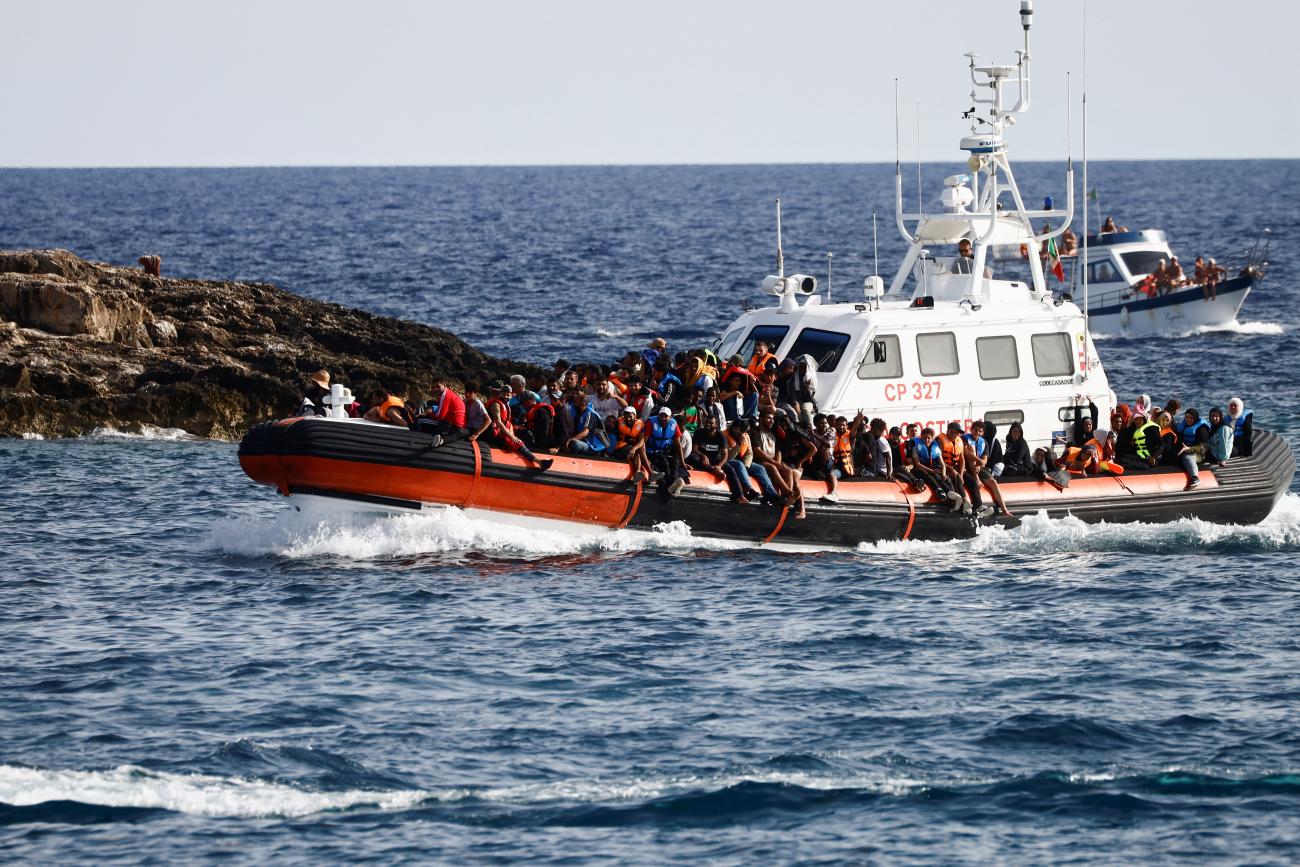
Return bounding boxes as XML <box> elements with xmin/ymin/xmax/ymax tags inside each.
<box><xmin>0</xmin><ymin>764</ymin><xmax>427</xmax><ymax>819</ymax></box>
<box><xmin>0</xmin><ymin>763</ymin><xmax>945</xmax><ymax>820</ymax></box>
<box><xmin>207</xmin><ymin>506</ymin><xmax>746</xmax><ymax>560</ymax></box>
<box><xmin>88</xmin><ymin>425</ymin><xmax>199</xmax><ymax>442</ymax></box>
<box><xmin>860</xmin><ymin>492</ymin><xmax>1300</xmax><ymax>556</ymax></box>
<box><xmin>1092</xmin><ymin>319</ymin><xmax>1285</xmax><ymax>341</ymax></box>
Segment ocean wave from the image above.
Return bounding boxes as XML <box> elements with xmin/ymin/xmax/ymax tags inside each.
<box><xmin>5</xmin><ymin>762</ymin><xmax>1297</xmax><ymax>826</ymax></box>
<box><xmin>0</xmin><ymin>764</ymin><xmax>426</xmax><ymax>820</ymax></box>
<box><xmin>87</xmin><ymin>425</ymin><xmax>200</xmax><ymax>442</ymax></box>
<box><xmin>860</xmin><ymin>492</ymin><xmax>1300</xmax><ymax>556</ymax></box>
<box><xmin>206</xmin><ymin>507</ymin><xmax>747</xmax><ymax>560</ymax></box>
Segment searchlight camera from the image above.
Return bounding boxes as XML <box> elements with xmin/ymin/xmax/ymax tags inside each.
<box><xmin>762</xmin><ymin>274</ymin><xmax>817</xmax><ymax>296</ymax></box>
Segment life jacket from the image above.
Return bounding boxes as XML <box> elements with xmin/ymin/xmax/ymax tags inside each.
<box><xmin>616</xmin><ymin>417</ymin><xmax>644</xmax><ymax>447</ymax></box>
<box><xmin>1179</xmin><ymin>419</ymin><xmax>1209</xmax><ymax>447</ymax></box>
<box><xmin>834</xmin><ymin>431</ymin><xmax>855</xmax><ymax>476</ymax></box>
<box><xmin>1233</xmin><ymin>410</ymin><xmax>1252</xmax><ymax>437</ymax></box>
<box><xmin>526</xmin><ymin>402</ymin><xmax>554</xmax><ymax>427</ymax></box>
<box><xmin>911</xmin><ymin>437</ymin><xmax>940</xmax><ymax>468</ymax></box>
<box><xmin>961</xmin><ymin>433</ymin><xmax>986</xmax><ymax>459</ymax></box>
<box><xmin>895</xmin><ymin>438</ymin><xmax>909</xmax><ymax>465</ymax></box>
<box><xmin>747</xmin><ymin>351</ymin><xmax>776</xmax><ymax>377</ymax></box>
<box><xmin>655</xmin><ymin>371</ymin><xmax>682</xmax><ymax>395</ymax></box>
<box><xmin>938</xmin><ymin>433</ymin><xmax>964</xmax><ymax>470</ymax></box>
<box><xmin>1136</xmin><ymin>274</ymin><xmax>1157</xmax><ymax>297</ymax></box>
<box><xmin>647</xmin><ymin>417</ymin><xmax>678</xmax><ymax>454</ymax></box>
<box><xmin>607</xmin><ymin>374</ymin><xmax>629</xmax><ymax>397</ymax></box>
<box><xmin>1131</xmin><ymin>421</ymin><xmax>1160</xmax><ymax>460</ymax></box>
<box><xmin>726</xmin><ymin>430</ymin><xmax>751</xmax><ymax>461</ymax></box>
<box><xmin>486</xmin><ymin>397</ymin><xmax>513</xmax><ymax>438</ymax></box>
<box><xmin>375</xmin><ymin>395</ymin><xmax>409</xmax><ymax>425</ymax></box>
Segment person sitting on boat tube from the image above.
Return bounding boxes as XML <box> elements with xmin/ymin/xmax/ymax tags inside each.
<box><xmin>643</xmin><ymin>406</ymin><xmax>687</xmax><ymax>497</ymax></box>
<box><xmin>562</xmin><ymin>390</ymin><xmax>608</xmax><ymax>456</ymax></box>
<box><xmin>613</xmin><ymin>406</ymin><xmax>656</xmax><ymax>483</ymax></box>
<box><xmin>1154</xmin><ymin>411</ymin><xmax>1200</xmax><ymax>489</ymax></box>
<box><xmin>905</xmin><ymin>427</ymin><xmax>964</xmax><ymax>511</ymax></box>
<box><xmin>473</xmin><ymin>381</ymin><xmax>553</xmax><ymax>472</ymax></box>
<box><xmin>363</xmin><ymin>387</ymin><xmax>410</xmax><ymax>427</ymax></box>
<box><xmin>939</xmin><ymin>422</ymin><xmax>988</xmax><ymax>517</ymax></box>
<box><xmin>753</xmin><ymin>411</ymin><xmax>802</xmax><ymax>515</ymax></box>
<box><xmin>417</xmin><ymin>378</ymin><xmax>466</xmax><ymax>447</ymax></box>
<box><xmin>1226</xmin><ymin>397</ymin><xmax>1253</xmax><ymax>457</ymax></box>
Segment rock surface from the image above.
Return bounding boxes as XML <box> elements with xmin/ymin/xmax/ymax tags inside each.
<box><xmin>0</xmin><ymin>249</ymin><xmax>538</xmax><ymax>439</ymax></box>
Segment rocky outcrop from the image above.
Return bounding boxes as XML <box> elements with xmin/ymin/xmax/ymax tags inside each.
<box><xmin>0</xmin><ymin>249</ymin><xmax>539</xmax><ymax>439</ymax></box>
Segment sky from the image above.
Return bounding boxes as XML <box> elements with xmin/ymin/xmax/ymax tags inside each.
<box><xmin>2</xmin><ymin>0</ymin><xmax>1297</xmax><ymax>167</ymax></box>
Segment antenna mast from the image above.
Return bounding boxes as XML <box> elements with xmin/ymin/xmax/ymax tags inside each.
<box><xmin>1081</xmin><ymin>0</ymin><xmax>1090</xmax><ymax>377</ymax></box>
<box><xmin>776</xmin><ymin>197</ymin><xmax>785</xmax><ymax>277</ymax></box>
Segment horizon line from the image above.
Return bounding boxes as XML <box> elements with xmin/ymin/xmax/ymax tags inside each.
<box><xmin>1</xmin><ymin>155</ymin><xmax>1296</xmax><ymax>171</ymax></box>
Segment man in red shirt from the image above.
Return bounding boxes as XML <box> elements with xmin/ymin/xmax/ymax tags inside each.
<box><xmin>420</xmin><ymin>378</ymin><xmax>467</xmax><ymax>446</ymax></box>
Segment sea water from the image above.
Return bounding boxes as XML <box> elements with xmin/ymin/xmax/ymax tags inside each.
<box><xmin>1</xmin><ymin>162</ymin><xmax>1299</xmax><ymax>864</ymax></box>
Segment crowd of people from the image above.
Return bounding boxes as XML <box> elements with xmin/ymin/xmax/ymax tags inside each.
<box><xmin>297</xmin><ymin>342</ymin><xmax>1256</xmax><ymax>520</ymax></box>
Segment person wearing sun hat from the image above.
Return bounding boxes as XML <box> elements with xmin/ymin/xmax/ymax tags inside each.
<box><xmin>296</xmin><ymin>369</ymin><xmax>331</xmax><ymax>417</ymax></box>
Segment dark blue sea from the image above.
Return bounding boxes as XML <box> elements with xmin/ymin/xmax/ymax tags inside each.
<box><xmin>2</xmin><ymin>161</ymin><xmax>1299</xmax><ymax>864</ymax></box>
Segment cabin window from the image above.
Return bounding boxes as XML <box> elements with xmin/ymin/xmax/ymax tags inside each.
<box><xmin>1088</xmin><ymin>260</ymin><xmax>1119</xmax><ymax>283</ymax></box>
<box><xmin>786</xmin><ymin>328</ymin><xmax>851</xmax><ymax>372</ymax></box>
<box><xmin>1119</xmin><ymin>250</ymin><xmax>1167</xmax><ymax>277</ymax></box>
<box><xmin>975</xmin><ymin>336</ymin><xmax>1020</xmax><ymax>380</ymax></box>
<box><xmin>916</xmin><ymin>332</ymin><xmax>960</xmax><ymax>376</ymax></box>
<box><xmin>1031</xmin><ymin>332</ymin><xmax>1074</xmax><ymax>377</ymax></box>
<box><xmin>716</xmin><ymin>327</ymin><xmax>745</xmax><ymax>360</ymax></box>
<box><xmin>857</xmin><ymin>334</ymin><xmax>902</xmax><ymax>379</ymax></box>
<box><xmin>735</xmin><ymin>325</ymin><xmax>789</xmax><ymax>364</ymax></box>
<box><xmin>985</xmin><ymin>410</ymin><xmax>1024</xmax><ymax>426</ymax></box>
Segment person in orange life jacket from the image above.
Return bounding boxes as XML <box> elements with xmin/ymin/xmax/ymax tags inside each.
<box><xmin>416</xmin><ymin>378</ymin><xmax>467</xmax><ymax>446</ymax></box>
<box><xmin>643</xmin><ymin>406</ymin><xmax>687</xmax><ymax>497</ymax></box>
<box><xmin>613</xmin><ymin>406</ymin><xmax>657</xmax><ymax>483</ymax></box>
<box><xmin>473</xmin><ymin>381</ymin><xmax>552</xmax><ymax>471</ymax></box>
<box><xmin>753</xmin><ymin>410</ymin><xmax>803</xmax><ymax>516</ymax></box>
<box><xmin>721</xmin><ymin>420</ymin><xmax>782</xmax><ymax>505</ymax></box>
<box><xmin>747</xmin><ymin>340</ymin><xmax>777</xmax><ymax>377</ymax></box>
<box><xmin>963</xmin><ymin>420</ymin><xmax>1013</xmax><ymax>517</ymax></box>
<box><xmin>906</xmin><ymin>426</ymin><xmax>964</xmax><ymax>510</ymax></box>
<box><xmin>1226</xmin><ymin>396</ymin><xmax>1253</xmax><ymax>457</ymax></box>
<box><xmin>939</xmin><ymin>421</ymin><xmax>989</xmax><ymax>516</ymax></box>
<box><xmin>1154</xmin><ymin>411</ymin><xmax>1200</xmax><ymax>489</ymax></box>
<box><xmin>719</xmin><ymin>369</ymin><xmax>759</xmax><ymax>423</ymax></box>
<box><xmin>363</xmin><ymin>387</ymin><xmax>410</xmax><ymax>427</ymax></box>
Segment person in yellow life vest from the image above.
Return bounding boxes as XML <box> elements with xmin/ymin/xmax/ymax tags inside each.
<box><xmin>747</xmin><ymin>340</ymin><xmax>777</xmax><ymax>377</ymax></box>
<box><xmin>613</xmin><ymin>406</ymin><xmax>656</xmax><ymax>483</ymax></box>
<box><xmin>363</xmin><ymin>387</ymin><xmax>409</xmax><ymax>427</ymax></box>
<box><xmin>1116</xmin><ymin>412</ymin><xmax>1161</xmax><ymax>472</ymax></box>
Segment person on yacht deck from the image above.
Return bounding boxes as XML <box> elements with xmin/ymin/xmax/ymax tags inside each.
<box><xmin>1101</xmin><ymin>216</ymin><xmax>1118</xmax><ymax>234</ymax></box>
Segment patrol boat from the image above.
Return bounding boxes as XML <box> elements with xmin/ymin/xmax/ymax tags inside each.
<box><xmin>238</xmin><ymin>2</ymin><xmax>1294</xmax><ymax>548</ymax></box>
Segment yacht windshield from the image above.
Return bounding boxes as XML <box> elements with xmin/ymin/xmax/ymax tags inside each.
<box><xmin>1120</xmin><ymin>250</ymin><xmax>1169</xmax><ymax>278</ymax></box>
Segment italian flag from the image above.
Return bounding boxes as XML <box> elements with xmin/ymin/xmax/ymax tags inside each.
<box><xmin>1046</xmin><ymin>235</ymin><xmax>1065</xmax><ymax>282</ymax></box>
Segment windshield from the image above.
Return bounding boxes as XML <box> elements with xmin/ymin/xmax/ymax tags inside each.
<box><xmin>1120</xmin><ymin>250</ymin><xmax>1168</xmax><ymax>278</ymax></box>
